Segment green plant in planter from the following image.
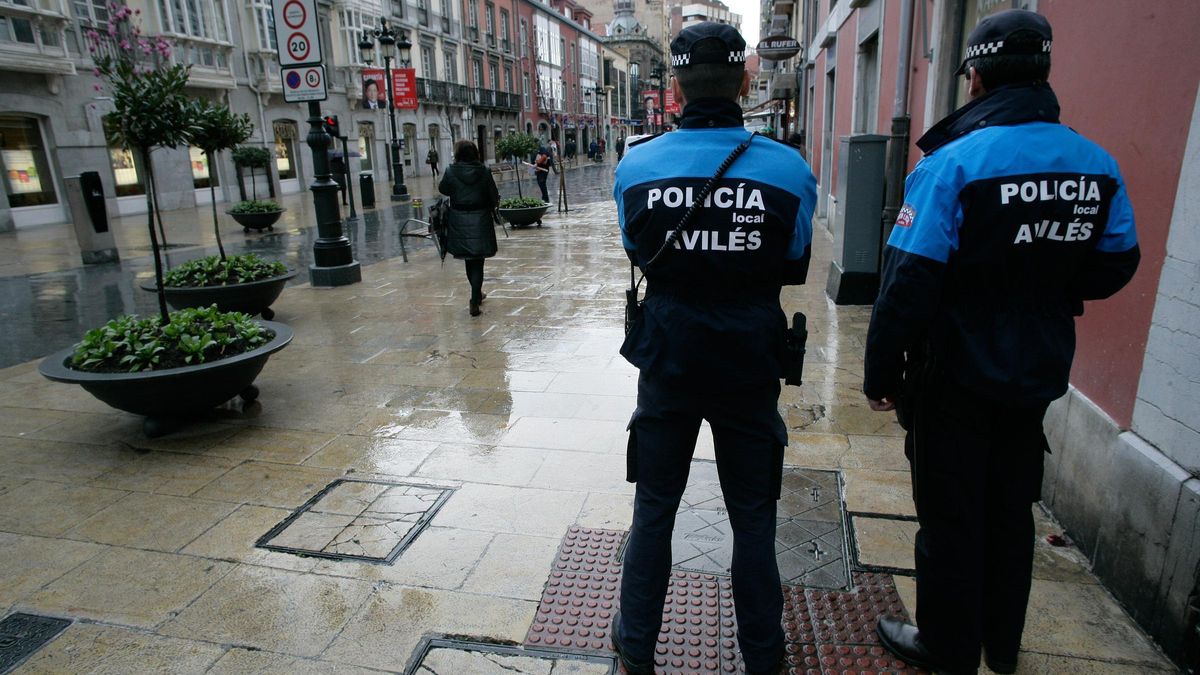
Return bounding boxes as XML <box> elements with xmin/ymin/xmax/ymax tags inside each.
<box><xmin>71</xmin><ymin>305</ymin><xmax>271</xmax><ymax>373</ymax></box>
<box><xmin>163</xmin><ymin>254</ymin><xmax>288</xmax><ymax>288</ymax></box>
<box><xmin>495</xmin><ymin>132</ymin><xmax>541</xmax><ymax>199</ymax></box>
<box><xmin>228</xmin><ymin>199</ymin><xmax>282</xmax><ymax>214</ymax></box>
<box><xmin>499</xmin><ymin>197</ymin><xmax>548</xmax><ymax>209</ymax></box>
<box><xmin>231</xmin><ymin>146</ymin><xmax>272</xmax><ymax>201</ymax></box>
<box><xmin>188</xmin><ymin>100</ymin><xmax>252</xmax><ymax>261</ymax></box>
<box><xmin>88</xmin><ymin>6</ymin><xmax>196</xmax><ymax>325</ymax></box>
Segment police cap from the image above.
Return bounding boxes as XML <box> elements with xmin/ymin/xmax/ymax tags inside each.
<box><xmin>955</xmin><ymin>9</ymin><xmax>1052</xmax><ymax>76</ymax></box>
<box><xmin>670</xmin><ymin>22</ymin><xmax>746</xmax><ymax>69</ymax></box>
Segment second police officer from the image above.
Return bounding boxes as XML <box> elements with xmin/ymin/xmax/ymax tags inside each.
<box><xmin>864</xmin><ymin>10</ymin><xmax>1140</xmax><ymax>674</ymax></box>
<box><xmin>612</xmin><ymin>22</ymin><xmax>817</xmax><ymax>675</ymax></box>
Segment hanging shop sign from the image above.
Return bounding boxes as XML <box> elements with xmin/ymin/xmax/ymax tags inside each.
<box><xmin>756</xmin><ymin>35</ymin><xmax>802</xmax><ymax>61</ymax></box>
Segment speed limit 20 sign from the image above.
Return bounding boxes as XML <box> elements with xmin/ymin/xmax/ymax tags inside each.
<box><xmin>272</xmin><ymin>0</ymin><xmax>322</xmax><ymax>67</ymax></box>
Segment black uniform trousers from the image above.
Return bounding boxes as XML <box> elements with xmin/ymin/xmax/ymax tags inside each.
<box><xmin>619</xmin><ymin>373</ymin><xmax>787</xmax><ymax>672</ymax></box>
<box><xmin>904</xmin><ymin>373</ymin><xmax>1048</xmax><ymax>671</ymax></box>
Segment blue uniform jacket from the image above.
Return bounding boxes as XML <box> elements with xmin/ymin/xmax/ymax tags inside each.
<box><xmin>615</xmin><ymin>99</ymin><xmax>817</xmax><ymax>385</ymax></box>
<box><xmin>863</xmin><ymin>83</ymin><xmax>1140</xmax><ymax>405</ymax></box>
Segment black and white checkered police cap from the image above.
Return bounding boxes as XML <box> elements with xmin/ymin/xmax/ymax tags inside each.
<box><xmin>955</xmin><ymin>9</ymin><xmax>1052</xmax><ymax>76</ymax></box>
<box><xmin>669</xmin><ymin>22</ymin><xmax>746</xmax><ymax>69</ymax></box>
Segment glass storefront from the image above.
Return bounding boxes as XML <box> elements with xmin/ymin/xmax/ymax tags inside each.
<box><xmin>190</xmin><ymin>146</ymin><xmax>217</xmax><ymax>188</ymax></box>
<box><xmin>108</xmin><ymin>147</ymin><xmax>144</xmax><ymax>197</ymax></box>
<box><xmin>273</xmin><ymin>120</ymin><xmax>298</xmax><ymax>180</ymax></box>
<box><xmin>0</xmin><ymin>116</ymin><xmax>58</xmax><ymax>208</ymax></box>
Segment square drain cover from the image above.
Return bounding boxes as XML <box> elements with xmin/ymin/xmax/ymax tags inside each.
<box><xmin>0</xmin><ymin>613</ymin><xmax>70</xmax><ymax>674</ymax></box>
<box><xmin>625</xmin><ymin>463</ymin><xmax>850</xmax><ymax>589</ymax></box>
<box><xmin>405</xmin><ymin>637</ymin><xmax>614</xmax><ymax>674</ymax></box>
<box><xmin>257</xmin><ymin>479</ymin><xmax>452</xmax><ymax>564</ymax></box>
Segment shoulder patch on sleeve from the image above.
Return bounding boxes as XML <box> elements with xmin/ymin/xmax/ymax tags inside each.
<box><xmin>896</xmin><ymin>203</ymin><xmax>916</xmax><ymax>228</ymax></box>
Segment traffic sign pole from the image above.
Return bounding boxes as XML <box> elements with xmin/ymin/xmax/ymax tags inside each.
<box><xmin>270</xmin><ymin>0</ymin><xmax>359</xmax><ymax>286</ymax></box>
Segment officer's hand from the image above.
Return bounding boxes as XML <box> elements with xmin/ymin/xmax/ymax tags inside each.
<box><xmin>868</xmin><ymin>397</ymin><xmax>896</xmax><ymax>412</ymax></box>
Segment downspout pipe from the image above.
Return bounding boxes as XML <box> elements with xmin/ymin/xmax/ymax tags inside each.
<box><xmin>881</xmin><ymin>0</ymin><xmax>916</xmax><ymax>248</ymax></box>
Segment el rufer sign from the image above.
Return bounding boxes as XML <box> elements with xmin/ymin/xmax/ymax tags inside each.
<box><xmin>756</xmin><ymin>36</ymin><xmax>802</xmax><ymax>61</ymax></box>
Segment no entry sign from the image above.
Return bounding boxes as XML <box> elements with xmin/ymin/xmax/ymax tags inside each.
<box><xmin>282</xmin><ymin>64</ymin><xmax>327</xmax><ymax>102</ymax></box>
<box><xmin>272</xmin><ymin>0</ymin><xmax>321</xmax><ymax>67</ymax></box>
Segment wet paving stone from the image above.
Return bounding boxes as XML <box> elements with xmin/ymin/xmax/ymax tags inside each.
<box><xmin>618</xmin><ymin>462</ymin><xmax>851</xmax><ymax>590</ymax></box>
<box><xmin>526</xmin><ymin>526</ymin><xmax>924</xmax><ymax>674</ymax></box>
<box><xmin>257</xmin><ymin>478</ymin><xmax>452</xmax><ymax>564</ymax></box>
<box><xmin>0</xmin><ymin>613</ymin><xmax>71</xmax><ymax>674</ymax></box>
<box><xmin>406</xmin><ymin>636</ymin><xmax>614</xmax><ymax>674</ymax></box>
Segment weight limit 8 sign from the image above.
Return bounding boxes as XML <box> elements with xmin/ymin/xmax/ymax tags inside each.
<box><xmin>271</xmin><ymin>0</ymin><xmax>322</xmax><ymax>68</ymax></box>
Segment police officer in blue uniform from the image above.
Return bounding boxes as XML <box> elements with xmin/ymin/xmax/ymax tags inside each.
<box><xmin>612</xmin><ymin>22</ymin><xmax>816</xmax><ymax>675</ymax></box>
<box><xmin>864</xmin><ymin>11</ymin><xmax>1140</xmax><ymax>674</ymax></box>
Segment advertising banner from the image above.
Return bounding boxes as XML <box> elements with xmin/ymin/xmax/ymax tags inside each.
<box><xmin>393</xmin><ymin>68</ymin><xmax>417</xmax><ymax>110</ymax></box>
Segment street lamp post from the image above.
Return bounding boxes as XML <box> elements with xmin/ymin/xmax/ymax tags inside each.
<box><xmin>648</xmin><ymin>63</ymin><xmax>665</xmax><ymax>133</ymax></box>
<box><xmin>359</xmin><ymin>19</ymin><xmax>411</xmax><ymax>202</ymax></box>
<box><xmin>653</xmin><ymin>63</ymin><xmax>666</xmax><ymax>133</ymax></box>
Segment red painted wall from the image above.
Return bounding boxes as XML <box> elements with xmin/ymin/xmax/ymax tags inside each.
<box><xmin>1040</xmin><ymin>0</ymin><xmax>1199</xmax><ymax>426</ymax></box>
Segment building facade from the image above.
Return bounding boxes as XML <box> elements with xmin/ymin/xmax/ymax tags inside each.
<box><xmin>789</xmin><ymin>0</ymin><xmax>1200</xmax><ymax>667</ymax></box>
<box><xmin>0</xmin><ymin>0</ymin><xmax>528</xmax><ymax>230</ymax></box>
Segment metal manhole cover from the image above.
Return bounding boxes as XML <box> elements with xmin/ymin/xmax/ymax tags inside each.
<box><xmin>621</xmin><ymin>463</ymin><xmax>851</xmax><ymax>589</ymax></box>
<box><xmin>256</xmin><ymin>479</ymin><xmax>452</xmax><ymax>564</ymax></box>
<box><xmin>0</xmin><ymin>613</ymin><xmax>71</xmax><ymax>674</ymax></box>
<box><xmin>405</xmin><ymin>636</ymin><xmax>615</xmax><ymax>674</ymax></box>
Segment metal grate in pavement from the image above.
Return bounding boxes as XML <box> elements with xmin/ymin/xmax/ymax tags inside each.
<box><xmin>256</xmin><ymin>478</ymin><xmax>452</xmax><ymax>564</ymax></box>
<box><xmin>618</xmin><ymin>463</ymin><xmax>851</xmax><ymax>590</ymax></box>
<box><xmin>403</xmin><ymin>636</ymin><xmax>615</xmax><ymax>674</ymax></box>
<box><xmin>0</xmin><ymin>613</ymin><xmax>71</xmax><ymax>674</ymax></box>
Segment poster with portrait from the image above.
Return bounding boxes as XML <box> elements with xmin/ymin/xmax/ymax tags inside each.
<box><xmin>361</xmin><ymin>68</ymin><xmax>387</xmax><ymax>109</ymax></box>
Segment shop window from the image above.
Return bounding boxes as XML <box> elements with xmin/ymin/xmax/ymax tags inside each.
<box><xmin>0</xmin><ymin>116</ymin><xmax>58</xmax><ymax>208</ymax></box>
<box><xmin>402</xmin><ymin>123</ymin><xmax>416</xmax><ymax>159</ymax></box>
<box><xmin>190</xmin><ymin>146</ymin><xmax>218</xmax><ymax>188</ymax></box>
<box><xmin>358</xmin><ymin>121</ymin><xmax>374</xmax><ymax>171</ymax></box>
<box><xmin>109</xmin><ymin>146</ymin><xmax>144</xmax><ymax>196</ymax></box>
<box><xmin>273</xmin><ymin>120</ymin><xmax>298</xmax><ymax>180</ymax></box>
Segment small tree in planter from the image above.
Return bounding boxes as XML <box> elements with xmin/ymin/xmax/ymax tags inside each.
<box><xmin>495</xmin><ymin>132</ymin><xmax>541</xmax><ymax>200</ymax></box>
<box><xmin>231</xmin><ymin>146</ymin><xmax>272</xmax><ymax>201</ymax></box>
<box><xmin>88</xmin><ymin>5</ymin><xmax>196</xmax><ymax>324</ymax></box>
<box><xmin>189</xmin><ymin>99</ymin><xmax>252</xmax><ymax>260</ymax></box>
<box><xmin>50</xmin><ymin>9</ymin><xmax>292</xmax><ymax>436</ymax></box>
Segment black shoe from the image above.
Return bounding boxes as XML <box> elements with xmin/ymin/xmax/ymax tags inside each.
<box><xmin>984</xmin><ymin>650</ymin><xmax>1017</xmax><ymax>674</ymax></box>
<box><xmin>876</xmin><ymin>617</ymin><xmax>943</xmax><ymax>672</ymax></box>
<box><xmin>611</xmin><ymin>612</ymin><xmax>654</xmax><ymax>675</ymax></box>
<box><xmin>480</xmin><ymin>292</ymin><xmax>487</xmax><ymax>302</ymax></box>
<box><xmin>469</xmin><ymin>300</ymin><xmax>481</xmax><ymax>317</ymax></box>
<box><xmin>745</xmin><ymin>654</ymin><xmax>785</xmax><ymax>675</ymax></box>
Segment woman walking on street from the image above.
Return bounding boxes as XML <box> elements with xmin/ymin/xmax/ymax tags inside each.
<box><xmin>427</xmin><ymin>147</ymin><xmax>440</xmax><ymax>177</ymax></box>
<box><xmin>438</xmin><ymin>140</ymin><xmax>500</xmax><ymax>316</ymax></box>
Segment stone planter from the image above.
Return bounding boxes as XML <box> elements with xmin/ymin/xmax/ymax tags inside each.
<box><xmin>228</xmin><ymin>208</ymin><xmax>285</xmax><ymax>231</ymax></box>
<box><xmin>498</xmin><ymin>203</ymin><xmax>551</xmax><ymax>227</ymax></box>
<box><xmin>38</xmin><ymin>321</ymin><xmax>293</xmax><ymax>437</ymax></box>
<box><xmin>141</xmin><ymin>270</ymin><xmax>296</xmax><ymax>320</ymax></box>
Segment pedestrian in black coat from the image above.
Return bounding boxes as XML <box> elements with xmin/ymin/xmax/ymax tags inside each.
<box><xmin>438</xmin><ymin>140</ymin><xmax>500</xmax><ymax>316</ymax></box>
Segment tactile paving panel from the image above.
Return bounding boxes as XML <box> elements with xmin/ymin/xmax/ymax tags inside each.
<box><xmin>528</xmin><ymin>527</ymin><xmax>926</xmax><ymax>674</ymax></box>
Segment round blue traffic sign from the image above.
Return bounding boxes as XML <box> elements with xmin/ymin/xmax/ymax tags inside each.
<box><xmin>286</xmin><ymin>70</ymin><xmax>302</xmax><ymax>89</ymax></box>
